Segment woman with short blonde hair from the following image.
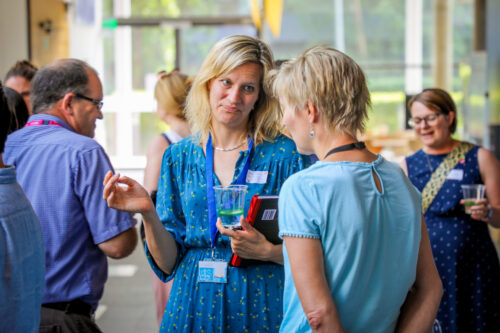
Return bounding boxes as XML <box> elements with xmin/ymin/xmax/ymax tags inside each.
<box><xmin>272</xmin><ymin>45</ymin><xmax>442</xmax><ymax>332</ymax></box>
<box><xmin>272</xmin><ymin>45</ymin><xmax>370</xmax><ymax>138</ymax></box>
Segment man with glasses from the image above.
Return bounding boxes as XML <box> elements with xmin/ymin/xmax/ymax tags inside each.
<box><xmin>3</xmin><ymin>59</ymin><xmax>137</xmax><ymax>333</ymax></box>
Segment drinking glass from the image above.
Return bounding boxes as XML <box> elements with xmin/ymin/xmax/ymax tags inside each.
<box><xmin>214</xmin><ymin>185</ymin><xmax>247</xmax><ymax>228</ymax></box>
<box><xmin>461</xmin><ymin>184</ymin><xmax>485</xmax><ymax>214</ymax></box>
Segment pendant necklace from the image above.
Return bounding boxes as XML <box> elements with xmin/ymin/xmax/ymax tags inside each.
<box><xmin>424</xmin><ymin>153</ymin><xmax>434</xmax><ymax>173</ymax></box>
<box><xmin>213</xmin><ymin>139</ymin><xmax>247</xmax><ymax>152</ymax></box>
<box><xmin>324</xmin><ymin>142</ymin><xmax>366</xmax><ymax>159</ymax></box>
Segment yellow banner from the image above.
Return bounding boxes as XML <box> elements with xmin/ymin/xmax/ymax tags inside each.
<box><xmin>250</xmin><ymin>0</ymin><xmax>262</xmax><ymax>31</ymax></box>
<box><xmin>250</xmin><ymin>0</ymin><xmax>283</xmax><ymax>37</ymax></box>
<box><xmin>264</xmin><ymin>0</ymin><xmax>283</xmax><ymax>37</ymax></box>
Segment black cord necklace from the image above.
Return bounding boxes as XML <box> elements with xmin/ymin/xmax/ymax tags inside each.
<box><xmin>324</xmin><ymin>142</ymin><xmax>366</xmax><ymax>159</ymax></box>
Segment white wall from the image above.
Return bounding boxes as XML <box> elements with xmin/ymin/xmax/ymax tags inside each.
<box><xmin>0</xmin><ymin>0</ymin><xmax>29</xmax><ymax>79</ymax></box>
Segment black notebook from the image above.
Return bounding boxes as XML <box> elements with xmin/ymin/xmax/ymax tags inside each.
<box><xmin>230</xmin><ymin>195</ymin><xmax>281</xmax><ymax>267</ymax></box>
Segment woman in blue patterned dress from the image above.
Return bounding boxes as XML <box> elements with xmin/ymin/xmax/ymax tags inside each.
<box><xmin>103</xmin><ymin>35</ymin><xmax>308</xmax><ymax>332</ymax></box>
<box><xmin>401</xmin><ymin>88</ymin><xmax>500</xmax><ymax>332</ymax></box>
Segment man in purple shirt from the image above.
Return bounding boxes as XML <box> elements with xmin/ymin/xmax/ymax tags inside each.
<box><xmin>4</xmin><ymin>59</ymin><xmax>137</xmax><ymax>333</ymax></box>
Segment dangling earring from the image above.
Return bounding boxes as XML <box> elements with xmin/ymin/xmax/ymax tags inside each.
<box><xmin>309</xmin><ymin>125</ymin><xmax>314</xmax><ymax>138</ymax></box>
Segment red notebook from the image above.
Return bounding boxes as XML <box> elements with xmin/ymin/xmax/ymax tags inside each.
<box><xmin>230</xmin><ymin>195</ymin><xmax>282</xmax><ymax>267</ymax></box>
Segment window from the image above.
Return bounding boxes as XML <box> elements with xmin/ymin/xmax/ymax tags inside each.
<box><xmin>71</xmin><ymin>0</ymin><xmax>475</xmax><ymax>169</ymax></box>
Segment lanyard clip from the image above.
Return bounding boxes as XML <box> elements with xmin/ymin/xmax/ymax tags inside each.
<box><xmin>211</xmin><ymin>247</ymin><xmax>215</xmax><ymax>260</ymax></box>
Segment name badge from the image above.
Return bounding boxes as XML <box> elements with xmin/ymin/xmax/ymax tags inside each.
<box><xmin>446</xmin><ymin>169</ymin><xmax>464</xmax><ymax>181</ymax></box>
<box><xmin>246</xmin><ymin>170</ymin><xmax>268</xmax><ymax>184</ymax></box>
<box><xmin>198</xmin><ymin>260</ymin><xmax>227</xmax><ymax>283</ymax></box>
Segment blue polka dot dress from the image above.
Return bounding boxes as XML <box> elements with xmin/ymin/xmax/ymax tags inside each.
<box><xmin>406</xmin><ymin>146</ymin><xmax>500</xmax><ymax>332</ymax></box>
<box><xmin>146</xmin><ymin>135</ymin><xmax>309</xmax><ymax>332</ymax></box>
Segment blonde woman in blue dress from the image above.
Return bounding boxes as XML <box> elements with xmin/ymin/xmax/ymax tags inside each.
<box><xmin>103</xmin><ymin>35</ymin><xmax>308</xmax><ymax>332</ymax></box>
<box><xmin>271</xmin><ymin>45</ymin><xmax>443</xmax><ymax>332</ymax></box>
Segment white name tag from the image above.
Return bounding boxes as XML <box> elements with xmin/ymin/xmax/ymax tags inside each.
<box><xmin>246</xmin><ymin>170</ymin><xmax>268</xmax><ymax>184</ymax></box>
<box><xmin>198</xmin><ymin>260</ymin><xmax>227</xmax><ymax>283</ymax></box>
<box><xmin>262</xmin><ymin>209</ymin><xmax>277</xmax><ymax>221</ymax></box>
<box><xmin>446</xmin><ymin>169</ymin><xmax>464</xmax><ymax>181</ymax></box>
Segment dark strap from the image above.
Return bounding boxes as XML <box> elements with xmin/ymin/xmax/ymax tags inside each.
<box><xmin>324</xmin><ymin>142</ymin><xmax>366</xmax><ymax>159</ymax></box>
<box><xmin>42</xmin><ymin>300</ymin><xmax>93</xmax><ymax>317</ymax></box>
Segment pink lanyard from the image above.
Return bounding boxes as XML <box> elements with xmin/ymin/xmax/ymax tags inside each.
<box><xmin>25</xmin><ymin>120</ymin><xmax>64</xmax><ymax>128</ymax></box>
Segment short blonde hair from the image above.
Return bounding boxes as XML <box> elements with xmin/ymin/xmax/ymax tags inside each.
<box><xmin>271</xmin><ymin>45</ymin><xmax>371</xmax><ymax>137</ymax></box>
<box><xmin>154</xmin><ymin>71</ymin><xmax>192</xmax><ymax>120</ymax></box>
<box><xmin>185</xmin><ymin>35</ymin><xmax>280</xmax><ymax>144</ymax></box>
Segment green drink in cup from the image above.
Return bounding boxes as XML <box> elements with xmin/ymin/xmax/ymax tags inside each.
<box><xmin>214</xmin><ymin>185</ymin><xmax>247</xmax><ymax>228</ymax></box>
<box><xmin>461</xmin><ymin>184</ymin><xmax>485</xmax><ymax>214</ymax></box>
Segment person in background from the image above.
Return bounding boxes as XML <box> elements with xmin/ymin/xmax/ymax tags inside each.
<box><xmin>143</xmin><ymin>70</ymin><xmax>192</xmax><ymax>326</ymax></box>
<box><xmin>103</xmin><ymin>35</ymin><xmax>309</xmax><ymax>332</ymax></box>
<box><xmin>4</xmin><ymin>60</ymin><xmax>38</xmax><ymax>113</ymax></box>
<box><xmin>144</xmin><ymin>70</ymin><xmax>192</xmax><ymax>201</ymax></box>
<box><xmin>272</xmin><ymin>45</ymin><xmax>442</xmax><ymax>332</ymax></box>
<box><xmin>3</xmin><ymin>59</ymin><xmax>137</xmax><ymax>333</ymax></box>
<box><xmin>0</xmin><ymin>82</ymin><xmax>45</xmax><ymax>333</ymax></box>
<box><xmin>401</xmin><ymin>88</ymin><xmax>500</xmax><ymax>332</ymax></box>
<box><xmin>3</xmin><ymin>86</ymin><xmax>29</xmax><ymax>133</ymax></box>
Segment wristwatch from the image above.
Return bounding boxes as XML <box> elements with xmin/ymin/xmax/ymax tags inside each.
<box><xmin>481</xmin><ymin>207</ymin><xmax>494</xmax><ymax>222</ymax></box>
<box><xmin>487</xmin><ymin>207</ymin><xmax>494</xmax><ymax>220</ymax></box>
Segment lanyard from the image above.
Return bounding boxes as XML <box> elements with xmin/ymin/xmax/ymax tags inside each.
<box><xmin>324</xmin><ymin>142</ymin><xmax>366</xmax><ymax>159</ymax></box>
<box><xmin>206</xmin><ymin>132</ymin><xmax>253</xmax><ymax>248</ymax></box>
<box><xmin>25</xmin><ymin>119</ymin><xmax>64</xmax><ymax>128</ymax></box>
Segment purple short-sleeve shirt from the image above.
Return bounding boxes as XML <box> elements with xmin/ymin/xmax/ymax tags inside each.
<box><xmin>4</xmin><ymin>114</ymin><xmax>136</xmax><ymax>310</ymax></box>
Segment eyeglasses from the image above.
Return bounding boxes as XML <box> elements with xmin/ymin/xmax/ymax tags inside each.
<box><xmin>75</xmin><ymin>93</ymin><xmax>103</xmax><ymax>111</ymax></box>
<box><xmin>408</xmin><ymin>113</ymin><xmax>443</xmax><ymax>128</ymax></box>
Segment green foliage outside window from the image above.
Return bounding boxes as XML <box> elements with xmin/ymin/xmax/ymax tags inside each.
<box><xmin>102</xmin><ymin>0</ymin><xmax>475</xmax><ymax>138</ymax></box>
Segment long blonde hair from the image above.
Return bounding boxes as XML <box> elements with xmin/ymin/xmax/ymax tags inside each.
<box><xmin>184</xmin><ymin>35</ymin><xmax>281</xmax><ymax>144</ymax></box>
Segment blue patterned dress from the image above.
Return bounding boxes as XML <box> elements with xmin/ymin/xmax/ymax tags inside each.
<box><xmin>406</xmin><ymin>146</ymin><xmax>500</xmax><ymax>333</ymax></box>
<box><xmin>146</xmin><ymin>135</ymin><xmax>309</xmax><ymax>332</ymax></box>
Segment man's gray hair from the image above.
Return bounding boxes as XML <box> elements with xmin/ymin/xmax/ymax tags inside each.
<box><xmin>31</xmin><ymin>59</ymin><xmax>97</xmax><ymax>114</ymax></box>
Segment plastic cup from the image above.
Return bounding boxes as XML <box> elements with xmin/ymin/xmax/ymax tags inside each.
<box><xmin>214</xmin><ymin>185</ymin><xmax>247</xmax><ymax>228</ymax></box>
<box><xmin>461</xmin><ymin>184</ymin><xmax>485</xmax><ymax>214</ymax></box>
